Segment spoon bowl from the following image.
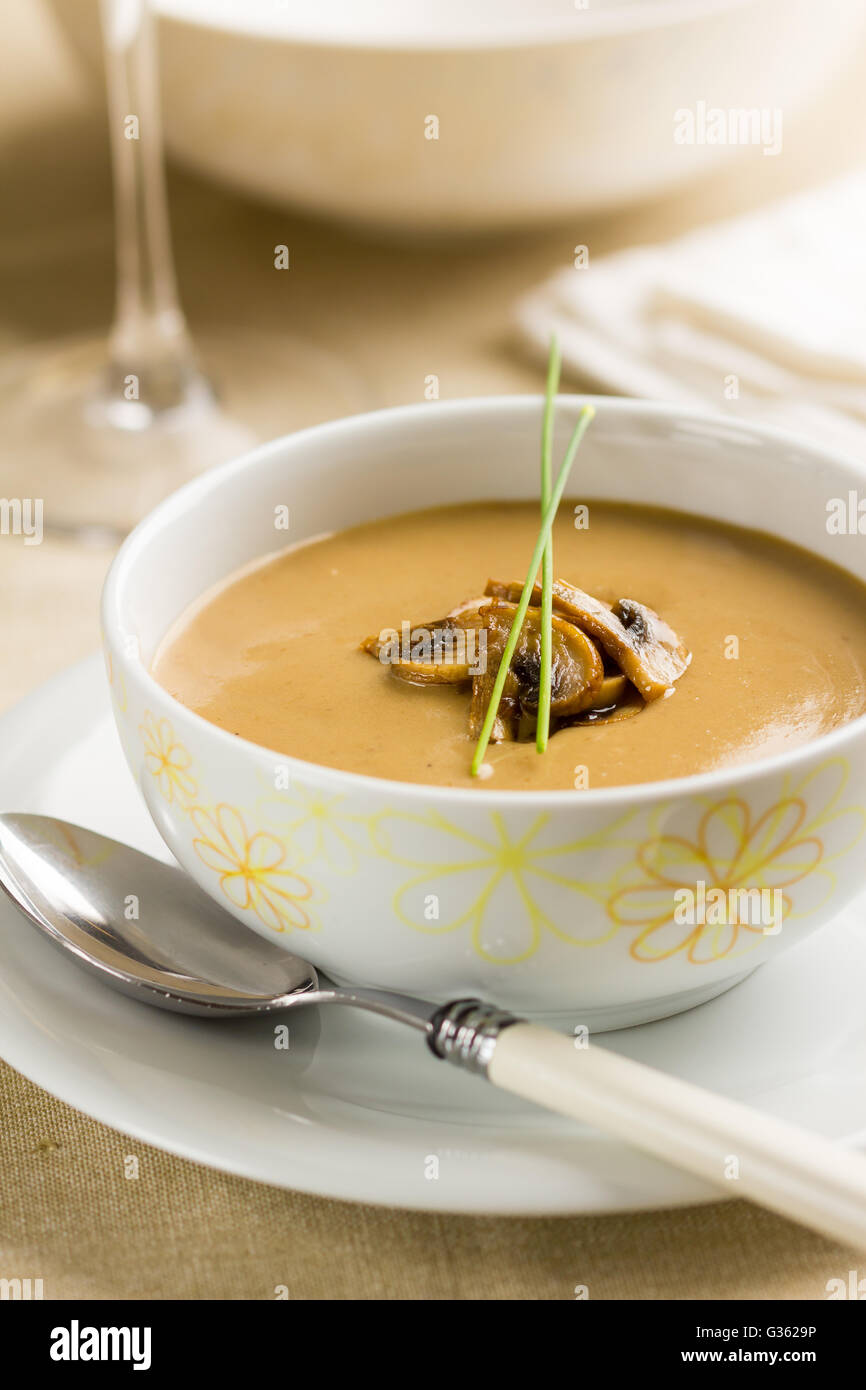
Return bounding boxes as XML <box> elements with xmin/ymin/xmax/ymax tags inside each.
<box><xmin>0</xmin><ymin>813</ymin><xmax>317</xmax><ymax>1015</ymax></box>
<box><xmin>0</xmin><ymin>814</ymin><xmax>438</xmax><ymax>1031</ymax></box>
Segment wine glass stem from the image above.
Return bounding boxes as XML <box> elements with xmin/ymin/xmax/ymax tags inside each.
<box><xmin>100</xmin><ymin>0</ymin><xmax>199</xmax><ymax>395</ymax></box>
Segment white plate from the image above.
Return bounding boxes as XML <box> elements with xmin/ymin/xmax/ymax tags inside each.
<box><xmin>1</xmin><ymin>656</ymin><xmax>866</xmax><ymax>1214</ymax></box>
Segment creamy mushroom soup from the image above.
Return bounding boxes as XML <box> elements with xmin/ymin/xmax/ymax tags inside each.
<box><xmin>153</xmin><ymin>501</ymin><xmax>866</xmax><ymax>790</ymax></box>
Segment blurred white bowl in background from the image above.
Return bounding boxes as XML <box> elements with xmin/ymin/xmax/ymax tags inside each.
<box><xmin>48</xmin><ymin>0</ymin><xmax>866</xmax><ymax>232</ymax></box>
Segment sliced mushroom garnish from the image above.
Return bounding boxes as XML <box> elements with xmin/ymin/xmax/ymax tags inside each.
<box><xmin>392</xmin><ymin>651</ymin><xmax>472</xmax><ymax>685</ymax></box>
<box><xmin>586</xmin><ymin>671</ymin><xmax>629</xmax><ymax>712</ymax></box>
<box><xmin>469</xmin><ymin>611</ymin><xmax>520</xmax><ymax>742</ymax></box>
<box><xmin>610</xmin><ymin>598</ymin><xmax>691</xmax><ymax>699</ymax></box>
<box><xmin>360</xmin><ymin>630</ymin><xmax>388</xmax><ymax>657</ymax></box>
<box><xmin>480</xmin><ymin>599</ymin><xmax>604</xmax><ymax>717</ymax></box>
<box><xmin>571</xmin><ymin>680</ymin><xmax>645</xmax><ymax>725</ymax></box>
<box><xmin>485</xmin><ymin>577</ymin><xmax>624</xmax><ymax>653</ymax></box>
<box><xmin>485</xmin><ymin>578</ymin><xmax>690</xmax><ymax>702</ymax></box>
<box><xmin>484</xmin><ymin>578</ymin><xmax>531</xmax><ymax>606</ymax></box>
<box><xmin>361</xmin><ymin>598</ymin><xmax>490</xmax><ymax>685</ymax></box>
<box><xmin>446</xmin><ymin>596</ymin><xmax>490</xmax><ymax>626</ymax></box>
<box><xmin>363</xmin><ymin>571</ymin><xmax>688</xmax><ymax>752</ymax></box>
<box><xmin>360</xmin><ymin>628</ymin><xmax>468</xmax><ymax>683</ymax></box>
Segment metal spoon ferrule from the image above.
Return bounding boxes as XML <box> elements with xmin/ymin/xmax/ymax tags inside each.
<box><xmin>427</xmin><ymin>998</ymin><xmax>522</xmax><ymax>1077</ymax></box>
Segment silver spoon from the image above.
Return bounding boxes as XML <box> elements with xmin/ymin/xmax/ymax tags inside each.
<box><xmin>2</xmin><ymin>811</ymin><xmax>866</xmax><ymax>1247</ymax></box>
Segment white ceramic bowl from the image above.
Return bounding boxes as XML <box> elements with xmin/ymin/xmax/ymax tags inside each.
<box><xmin>102</xmin><ymin>397</ymin><xmax>866</xmax><ymax>1027</ymax></box>
<box><xmin>50</xmin><ymin>0</ymin><xmax>866</xmax><ymax>232</ymax></box>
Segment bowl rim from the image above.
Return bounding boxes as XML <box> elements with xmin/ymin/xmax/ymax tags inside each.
<box><xmin>103</xmin><ymin>392</ymin><xmax>866</xmax><ymax>810</ymax></box>
<box><xmin>160</xmin><ymin>0</ymin><xmax>764</xmax><ymax>54</ymax></box>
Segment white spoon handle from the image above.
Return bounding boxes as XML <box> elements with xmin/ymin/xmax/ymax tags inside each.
<box><xmin>488</xmin><ymin>1023</ymin><xmax>866</xmax><ymax>1247</ymax></box>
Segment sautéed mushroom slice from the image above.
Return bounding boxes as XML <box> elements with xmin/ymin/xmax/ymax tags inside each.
<box><xmin>469</xmin><ymin>612</ymin><xmax>520</xmax><ymax>742</ymax></box>
<box><xmin>361</xmin><ymin>598</ymin><xmax>489</xmax><ymax>685</ymax></box>
<box><xmin>586</xmin><ymin>671</ymin><xmax>629</xmax><ymax>712</ymax></box>
<box><xmin>485</xmin><ymin>578</ymin><xmax>690</xmax><ymax>702</ymax></box>
<box><xmin>479</xmin><ymin>600</ymin><xmax>603</xmax><ymax>718</ymax></box>
<box><xmin>361</xmin><ymin>573</ymin><xmax>688</xmax><ymax>745</ymax></box>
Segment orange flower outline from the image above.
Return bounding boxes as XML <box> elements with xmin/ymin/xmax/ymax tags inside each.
<box><xmin>608</xmin><ymin>796</ymin><xmax>824</xmax><ymax>963</ymax></box>
<box><xmin>190</xmin><ymin>804</ymin><xmax>312</xmax><ymax>934</ymax></box>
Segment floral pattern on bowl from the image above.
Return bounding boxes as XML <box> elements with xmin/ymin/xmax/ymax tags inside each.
<box><xmin>131</xmin><ymin>706</ymin><xmax>865</xmax><ymax>981</ymax></box>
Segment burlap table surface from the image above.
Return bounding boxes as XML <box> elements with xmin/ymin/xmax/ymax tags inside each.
<box><xmin>2</xmin><ymin>1</ymin><xmax>866</xmax><ymax>1300</ymax></box>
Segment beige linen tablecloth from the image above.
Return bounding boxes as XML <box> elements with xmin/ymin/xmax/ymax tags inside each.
<box><xmin>2</xmin><ymin>0</ymin><xmax>866</xmax><ymax>1300</ymax></box>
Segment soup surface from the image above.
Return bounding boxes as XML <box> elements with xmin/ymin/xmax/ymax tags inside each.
<box><xmin>154</xmin><ymin>502</ymin><xmax>866</xmax><ymax>790</ymax></box>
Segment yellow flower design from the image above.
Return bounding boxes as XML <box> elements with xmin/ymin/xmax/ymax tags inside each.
<box><xmin>608</xmin><ymin>759</ymin><xmax>866</xmax><ymax>964</ymax></box>
<box><xmin>257</xmin><ymin>781</ymin><xmax>371</xmax><ymax>875</ymax></box>
<box><xmin>140</xmin><ymin>711</ymin><xmax>197</xmax><ymax>806</ymax></box>
<box><xmin>375</xmin><ymin>809</ymin><xmax>631</xmax><ymax>965</ymax></box>
<box><xmin>191</xmin><ymin>804</ymin><xmax>313</xmax><ymax>934</ymax></box>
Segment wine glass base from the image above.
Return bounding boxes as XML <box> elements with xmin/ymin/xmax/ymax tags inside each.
<box><xmin>0</xmin><ymin>330</ymin><xmax>366</xmax><ymax>542</ymax></box>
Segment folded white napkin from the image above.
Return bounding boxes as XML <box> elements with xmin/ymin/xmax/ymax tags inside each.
<box><xmin>517</xmin><ymin>171</ymin><xmax>866</xmax><ymax>460</ymax></box>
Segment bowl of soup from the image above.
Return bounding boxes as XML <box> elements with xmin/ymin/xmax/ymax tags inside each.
<box><xmin>101</xmin><ymin>397</ymin><xmax>866</xmax><ymax>1028</ymax></box>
